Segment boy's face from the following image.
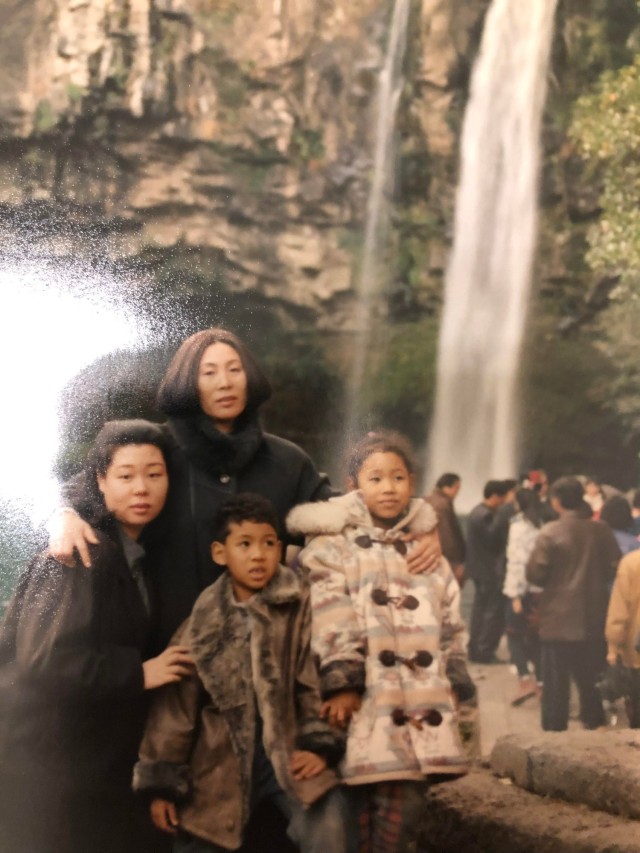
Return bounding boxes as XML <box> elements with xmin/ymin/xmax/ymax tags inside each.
<box><xmin>211</xmin><ymin>520</ymin><xmax>281</xmax><ymax>602</ymax></box>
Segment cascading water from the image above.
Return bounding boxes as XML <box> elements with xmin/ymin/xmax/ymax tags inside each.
<box><xmin>427</xmin><ymin>0</ymin><xmax>558</xmax><ymax>509</ymax></box>
<box><xmin>344</xmin><ymin>0</ymin><xmax>411</xmax><ymax>444</ymax></box>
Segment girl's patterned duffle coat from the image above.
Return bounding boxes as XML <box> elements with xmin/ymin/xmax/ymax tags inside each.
<box><xmin>288</xmin><ymin>491</ymin><xmax>470</xmax><ymax>785</ymax></box>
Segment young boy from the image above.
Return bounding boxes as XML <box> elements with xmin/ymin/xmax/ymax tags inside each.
<box><xmin>133</xmin><ymin>493</ymin><xmax>349</xmax><ymax>853</ymax></box>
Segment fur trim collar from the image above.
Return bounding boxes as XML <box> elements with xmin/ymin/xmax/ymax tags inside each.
<box><xmin>287</xmin><ymin>491</ymin><xmax>437</xmax><ymax>538</ymax></box>
<box><xmin>168</xmin><ymin>412</ymin><xmax>264</xmax><ymax>476</ymax></box>
<box><xmin>185</xmin><ymin>564</ymin><xmax>302</xmax><ymax>703</ymax></box>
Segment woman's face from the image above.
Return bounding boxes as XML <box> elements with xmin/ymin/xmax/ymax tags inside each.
<box><xmin>97</xmin><ymin>444</ymin><xmax>169</xmax><ymax>540</ymax></box>
<box><xmin>197</xmin><ymin>342</ymin><xmax>248</xmax><ymax>431</ymax></box>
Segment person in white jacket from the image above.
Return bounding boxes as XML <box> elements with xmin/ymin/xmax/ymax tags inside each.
<box><xmin>503</xmin><ymin>488</ymin><xmax>543</xmax><ymax>706</ymax></box>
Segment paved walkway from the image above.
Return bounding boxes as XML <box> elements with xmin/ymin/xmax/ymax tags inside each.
<box><xmin>470</xmin><ymin>651</ymin><xmax>542</xmax><ymax>756</ymax></box>
<box><xmin>469</xmin><ymin>640</ymin><xmax>628</xmax><ymax>756</ymax></box>
<box><xmin>458</xmin><ymin>584</ymin><xmax>622</xmax><ymax>757</ymax></box>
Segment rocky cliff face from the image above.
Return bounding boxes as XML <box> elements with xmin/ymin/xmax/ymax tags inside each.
<box><xmin>0</xmin><ymin>0</ymin><xmax>488</xmax><ymax>329</ymax></box>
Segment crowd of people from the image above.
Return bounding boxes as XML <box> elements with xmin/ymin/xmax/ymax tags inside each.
<box><xmin>0</xmin><ymin>324</ymin><xmax>638</xmax><ymax>853</ymax></box>
<box><xmin>430</xmin><ymin>468</ymin><xmax>640</xmax><ymax>731</ymax></box>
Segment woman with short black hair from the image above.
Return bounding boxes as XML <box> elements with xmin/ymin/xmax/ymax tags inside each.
<box><xmin>0</xmin><ymin>420</ymin><xmax>192</xmax><ymax>853</ymax></box>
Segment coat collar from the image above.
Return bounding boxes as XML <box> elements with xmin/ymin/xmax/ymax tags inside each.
<box><xmin>167</xmin><ymin>412</ymin><xmax>264</xmax><ymax>477</ymax></box>
<box><xmin>287</xmin><ymin>491</ymin><xmax>437</xmax><ymax>539</ymax></box>
<box><xmin>184</xmin><ymin>565</ymin><xmax>302</xmax><ymax>710</ymax></box>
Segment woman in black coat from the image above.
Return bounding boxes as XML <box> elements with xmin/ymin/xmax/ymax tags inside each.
<box><xmin>55</xmin><ymin>329</ymin><xmax>440</xmax><ymax>649</ymax></box>
<box><xmin>56</xmin><ymin>328</ymin><xmax>334</xmax><ymax>649</ymax></box>
<box><xmin>0</xmin><ymin>420</ymin><xmax>193</xmax><ymax>853</ymax></box>
<box><xmin>48</xmin><ymin>330</ymin><xmax>440</xmax><ymax>853</ymax></box>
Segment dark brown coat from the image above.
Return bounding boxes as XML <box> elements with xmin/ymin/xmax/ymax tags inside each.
<box><xmin>134</xmin><ymin>566</ymin><xmax>343</xmax><ymax>850</ymax></box>
<box><xmin>0</xmin><ymin>530</ymin><xmax>153</xmax><ymax>853</ymax></box>
<box><xmin>526</xmin><ymin>514</ymin><xmax>621</xmax><ymax>642</ymax></box>
<box><xmin>425</xmin><ymin>488</ymin><xmax>466</xmax><ymax>566</ymax></box>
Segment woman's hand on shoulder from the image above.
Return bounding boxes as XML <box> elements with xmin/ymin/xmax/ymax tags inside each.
<box><xmin>143</xmin><ymin>645</ymin><xmax>195</xmax><ymax>690</ymax></box>
<box><xmin>320</xmin><ymin>691</ymin><xmax>361</xmax><ymax>727</ymax></box>
<box><xmin>290</xmin><ymin>750</ymin><xmax>327</xmax><ymax>780</ymax></box>
<box><xmin>150</xmin><ymin>798</ymin><xmax>179</xmax><ymax>833</ymax></box>
<box><xmin>48</xmin><ymin>509</ymin><xmax>99</xmax><ymax>569</ymax></box>
<box><xmin>404</xmin><ymin>528</ymin><xmax>442</xmax><ymax>575</ymax></box>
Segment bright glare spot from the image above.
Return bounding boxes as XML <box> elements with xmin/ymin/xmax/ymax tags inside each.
<box><xmin>0</xmin><ymin>257</ymin><xmax>147</xmax><ymax>524</ymax></box>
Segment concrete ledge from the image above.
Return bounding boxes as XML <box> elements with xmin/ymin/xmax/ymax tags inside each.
<box><xmin>491</xmin><ymin>731</ymin><xmax>640</xmax><ymax>819</ymax></box>
<box><xmin>417</xmin><ymin>770</ymin><xmax>640</xmax><ymax>853</ymax></box>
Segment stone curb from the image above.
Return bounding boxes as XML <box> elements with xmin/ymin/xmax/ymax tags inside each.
<box><xmin>490</xmin><ymin>731</ymin><xmax>640</xmax><ymax>820</ymax></box>
<box><xmin>416</xmin><ymin>770</ymin><xmax>640</xmax><ymax>853</ymax></box>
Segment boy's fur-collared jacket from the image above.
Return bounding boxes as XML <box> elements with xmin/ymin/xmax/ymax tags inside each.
<box><xmin>288</xmin><ymin>491</ymin><xmax>470</xmax><ymax>784</ymax></box>
<box><xmin>133</xmin><ymin>564</ymin><xmax>343</xmax><ymax>849</ymax></box>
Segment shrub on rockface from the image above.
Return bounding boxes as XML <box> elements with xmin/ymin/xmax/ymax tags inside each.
<box><xmin>568</xmin><ymin>4</ymin><xmax>640</xmax><ymax>436</ymax></box>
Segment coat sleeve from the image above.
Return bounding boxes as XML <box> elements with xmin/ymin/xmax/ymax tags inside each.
<box><xmin>293</xmin><ymin>452</ymin><xmax>335</xmax><ymax>504</ymax></box>
<box><xmin>526</xmin><ymin>529</ymin><xmax>553</xmax><ymax>587</ymax></box>
<box><xmin>134</xmin><ymin>622</ymin><xmax>204</xmax><ymax>802</ymax></box>
<box><xmin>504</xmin><ymin>520</ymin><xmax>537</xmax><ymax>599</ymax></box>
<box><xmin>605</xmin><ymin>557</ymin><xmax>632</xmax><ymax>655</ymax></box>
<box><xmin>438</xmin><ymin>563</ymin><xmax>476</xmax><ymax>703</ymax></box>
<box><xmin>299</xmin><ymin>535</ymin><xmax>367</xmax><ymax>698</ymax></box>
<box><xmin>600</xmin><ymin>525</ymin><xmax>623</xmax><ymax>582</ymax></box>
<box><xmin>11</xmin><ymin>552</ymin><xmax>144</xmax><ymax>701</ymax></box>
<box><xmin>429</xmin><ymin>498</ymin><xmax>466</xmax><ymax>566</ymax></box>
<box><xmin>292</xmin><ymin>587</ymin><xmax>345</xmax><ymax>767</ymax></box>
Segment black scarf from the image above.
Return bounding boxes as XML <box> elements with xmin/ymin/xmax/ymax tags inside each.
<box><xmin>167</xmin><ymin>412</ymin><xmax>264</xmax><ymax>478</ymax></box>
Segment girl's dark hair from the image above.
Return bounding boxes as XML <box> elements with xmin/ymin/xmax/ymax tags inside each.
<box><xmin>347</xmin><ymin>430</ymin><xmax>415</xmax><ymax>483</ymax></box>
<box><xmin>156</xmin><ymin>328</ymin><xmax>272</xmax><ymax>418</ymax></box>
<box><xmin>515</xmin><ymin>487</ymin><xmax>542</xmax><ymax>528</ymax></box>
<box><xmin>600</xmin><ymin>495</ymin><xmax>633</xmax><ymax>533</ymax></box>
<box><xmin>84</xmin><ymin>419</ymin><xmax>170</xmax><ymax>525</ymax></box>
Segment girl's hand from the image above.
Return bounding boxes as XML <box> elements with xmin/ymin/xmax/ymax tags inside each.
<box><xmin>49</xmin><ymin>510</ymin><xmax>99</xmax><ymax>568</ymax></box>
<box><xmin>606</xmin><ymin>651</ymin><xmax>619</xmax><ymax>666</ymax></box>
<box><xmin>512</xmin><ymin>597</ymin><xmax>523</xmax><ymax>614</ymax></box>
<box><xmin>320</xmin><ymin>691</ymin><xmax>361</xmax><ymax>727</ymax></box>
<box><xmin>290</xmin><ymin>750</ymin><xmax>327</xmax><ymax>780</ymax></box>
<box><xmin>404</xmin><ymin>529</ymin><xmax>442</xmax><ymax>575</ymax></box>
<box><xmin>143</xmin><ymin>646</ymin><xmax>195</xmax><ymax>689</ymax></box>
<box><xmin>150</xmin><ymin>798</ymin><xmax>179</xmax><ymax>833</ymax></box>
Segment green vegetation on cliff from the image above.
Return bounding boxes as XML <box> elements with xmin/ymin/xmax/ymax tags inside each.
<box><xmin>567</xmin><ymin>0</ymin><xmax>640</xmax><ymax>434</ymax></box>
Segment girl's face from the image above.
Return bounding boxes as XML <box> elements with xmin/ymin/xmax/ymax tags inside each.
<box><xmin>351</xmin><ymin>451</ymin><xmax>413</xmax><ymax>527</ymax></box>
<box><xmin>97</xmin><ymin>444</ymin><xmax>169</xmax><ymax>540</ymax></box>
<box><xmin>197</xmin><ymin>342</ymin><xmax>248</xmax><ymax>432</ymax></box>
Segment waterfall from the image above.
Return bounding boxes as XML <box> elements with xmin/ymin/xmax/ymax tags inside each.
<box><xmin>427</xmin><ymin>0</ymin><xmax>558</xmax><ymax>510</ymax></box>
<box><xmin>344</xmin><ymin>0</ymin><xmax>412</xmax><ymax>444</ymax></box>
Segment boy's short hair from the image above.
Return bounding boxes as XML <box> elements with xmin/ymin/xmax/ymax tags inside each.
<box><xmin>211</xmin><ymin>493</ymin><xmax>280</xmax><ymax>543</ymax></box>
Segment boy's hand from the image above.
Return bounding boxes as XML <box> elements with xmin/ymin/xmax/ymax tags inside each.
<box><xmin>290</xmin><ymin>750</ymin><xmax>327</xmax><ymax>780</ymax></box>
<box><xmin>143</xmin><ymin>646</ymin><xmax>195</xmax><ymax>690</ymax></box>
<box><xmin>150</xmin><ymin>798</ymin><xmax>179</xmax><ymax>834</ymax></box>
<box><xmin>512</xmin><ymin>597</ymin><xmax>523</xmax><ymax>614</ymax></box>
<box><xmin>404</xmin><ymin>529</ymin><xmax>441</xmax><ymax>575</ymax></box>
<box><xmin>320</xmin><ymin>691</ymin><xmax>361</xmax><ymax>727</ymax></box>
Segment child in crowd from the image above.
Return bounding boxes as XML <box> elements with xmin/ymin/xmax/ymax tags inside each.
<box><xmin>133</xmin><ymin>493</ymin><xmax>350</xmax><ymax>853</ymax></box>
<box><xmin>288</xmin><ymin>430</ymin><xmax>472</xmax><ymax>853</ymax></box>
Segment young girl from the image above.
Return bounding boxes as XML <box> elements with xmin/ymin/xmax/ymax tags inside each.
<box><xmin>0</xmin><ymin>420</ymin><xmax>193</xmax><ymax>853</ymax></box>
<box><xmin>287</xmin><ymin>430</ymin><xmax>470</xmax><ymax>853</ymax></box>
